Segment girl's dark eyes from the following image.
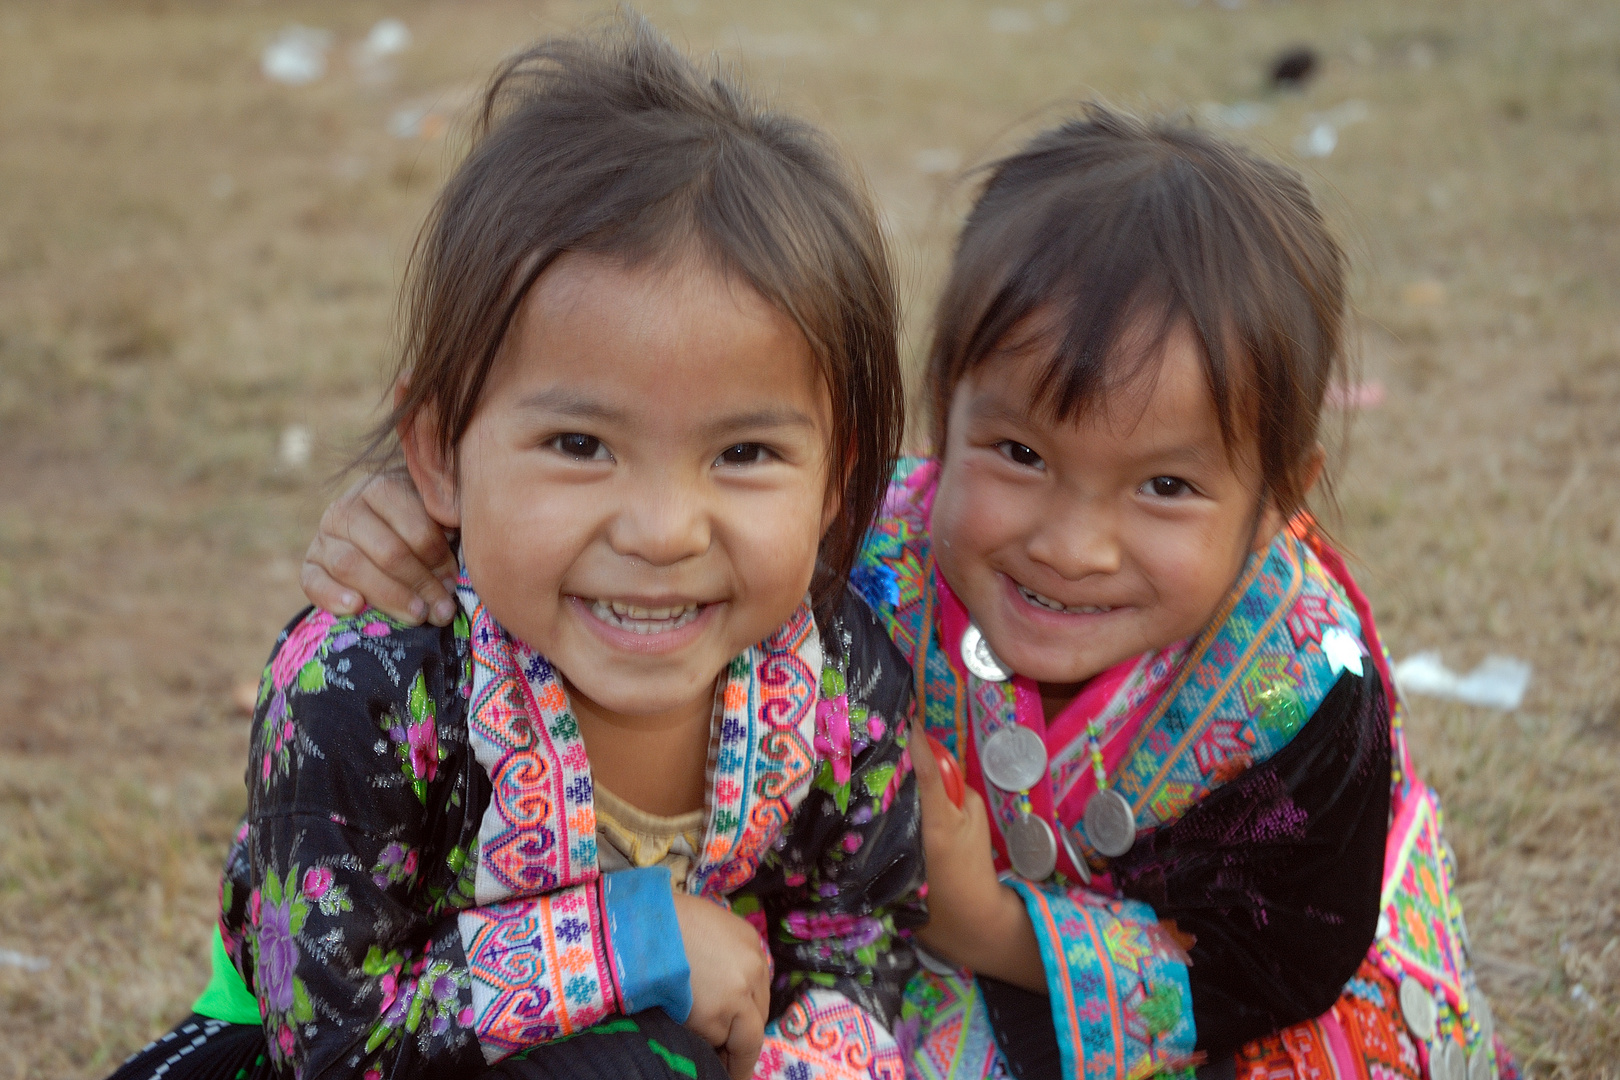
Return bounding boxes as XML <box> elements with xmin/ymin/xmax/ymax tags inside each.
<box><xmin>995</xmin><ymin>440</ymin><xmax>1045</xmax><ymax>469</ymax></box>
<box><xmin>548</xmin><ymin>433</ymin><xmax>611</xmax><ymax>461</ymax></box>
<box><xmin>716</xmin><ymin>442</ymin><xmax>773</xmax><ymax>467</ymax></box>
<box><xmin>1143</xmin><ymin>476</ymin><xmax>1192</xmax><ymax>498</ymax></box>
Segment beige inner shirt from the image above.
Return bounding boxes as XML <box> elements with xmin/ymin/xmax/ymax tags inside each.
<box><xmin>593</xmin><ymin>785</ymin><xmax>707</xmax><ymax>893</ymax></box>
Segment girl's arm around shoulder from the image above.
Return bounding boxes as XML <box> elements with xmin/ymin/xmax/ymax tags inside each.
<box><xmin>743</xmin><ymin>585</ymin><xmax>928</xmax><ymax>1028</ymax></box>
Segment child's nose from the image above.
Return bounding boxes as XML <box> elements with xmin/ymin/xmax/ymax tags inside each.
<box><xmin>607</xmin><ymin>481</ymin><xmax>712</xmax><ymax>566</ymax></box>
<box><xmin>1027</xmin><ymin>501</ymin><xmax>1122</xmax><ymax>579</ymax></box>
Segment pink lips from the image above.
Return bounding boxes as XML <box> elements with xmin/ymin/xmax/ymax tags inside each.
<box><xmin>999</xmin><ymin>572</ymin><xmax>1122</xmax><ymax>626</ymax></box>
<box><xmin>569</xmin><ymin>595</ymin><xmax>721</xmax><ymax>655</ymax></box>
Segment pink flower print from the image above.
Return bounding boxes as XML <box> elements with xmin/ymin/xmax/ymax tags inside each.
<box><xmin>248</xmin><ymin>888</ymin><xmax>262</xmax><ymax>926</ymax></box>
<box><xmin>378</xmin><ymin>970</ymin><xmax>399</xmax><ymax>1013</ymax></box>
<box><xmin>301</xmin><ymin>867</ymin><xmax>332</xmax><ymax>901</ymax></box>
<box><xmin>403</xmin><ymin>849</ymin><xmax>419</xmax><ymax>876</ymax></box>
<box><xmin>815</xmin><ymin>694</ymin><xmax>853</xmax><ymax>786</ymax></box>
<box><xmin>362</xmin><ymin>621</ymin><xmax>391</xmax><ymax>637</ymax></box>
<box><xmin>842</xmin><ymin>832</ymin><xmax>864</xmax><ymax>853</ymax></box>
<box><xmin>867</xmin><ymin>716</ymin><xmax>886</xmax><ymax>741</ymax></box>
<box><xmin>270</xmin><ymin>610</ymin><xmax>335</xmax><ymax>691</ymax></box>
<box><xmin>458</xmin><ymin>1006</ymin><xmax>475</xmax><ymax>1026</ymax></box>
<box><xmin>785</xmin><ymin>911</ymin><xmax>883</xmax><ymax>948</ymax></box>
<box><xmin>276</xmin><ymin>1024</ymin><xmax>295</xmax><ymax>1059</ymax></box>
<box><xmin>406</xmin><ymin>719</ymin><xmax>438</xmax><ymax>787</ymax></box>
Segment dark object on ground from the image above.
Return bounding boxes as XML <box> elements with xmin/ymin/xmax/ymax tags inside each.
<box><xmin>1269</xmin><ymin>46</ymin><xmax>1319</xmax><ymax>89</ymax></box>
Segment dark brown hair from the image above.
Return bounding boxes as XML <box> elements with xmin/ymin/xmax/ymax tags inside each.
<box><xmin>928</xmin><ymin>104</ymin><xmax>1347</xmax><ymax>522</ymax></box>
<box><xmin>370</xmin><ymin>18</ymin><xmax>902</xmax><ymax>614</ymax></box>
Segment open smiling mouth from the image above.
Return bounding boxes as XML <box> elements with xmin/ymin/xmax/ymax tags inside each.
<box><xmin>1016</xmin><ymin>583</ymin><xmax>1114</xmax><ymax>615</ymax></box>
<box><xmin>586</xmin><ymin>599</ymin><xmax>706</xmax><ymax>635</ymax></box>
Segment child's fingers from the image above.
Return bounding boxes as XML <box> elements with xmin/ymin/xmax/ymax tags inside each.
<box><xmin>316</xmin><ymin>497</ymin><xmax>457</xmax><ymax>625</ymax></box>
<box><xmin>910</xmin><ymin>718</ymin><xmax>961</xmax><ymax>833</ymax></box>
<box><xmin>360</xmin><ymin>470</ymin><xmax>458</xmax><ymax>582</ymax></box>
<box><xmin>299</xmin><ymin>562</ymin><xmax>363</xmax><ymax>618</ymax></box>
<box><xmin>304</xmin><ymin>532</ymin><xmax>429</xmax><ymax>625</ymax></box>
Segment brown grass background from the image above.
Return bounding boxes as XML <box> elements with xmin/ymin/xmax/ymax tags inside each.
<box><xmin>0</xmin><ymin>0</ymin><xmax>1615</xmax><ymax>1075</ymax></box>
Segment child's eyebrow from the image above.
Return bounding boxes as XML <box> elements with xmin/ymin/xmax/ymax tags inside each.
<box><xmin>700</xmin><ymin>407</ymin><xmax>818</xmax><ymax>438</ymax></box>
<box><xmin>514</xmin><ymin>388</ymin><xmax>629</xmax><ymax>423</ymax></box>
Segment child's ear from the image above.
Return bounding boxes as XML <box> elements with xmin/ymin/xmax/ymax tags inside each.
<box><xmin>397</xmin><ymin>380</ymin><xmax>462</xmax><ymax>529</ymax></box>
<box><xmin>1249</xmin><ymin>444</ymin><xmax>1327</xmax><ymax>555</ymax></box>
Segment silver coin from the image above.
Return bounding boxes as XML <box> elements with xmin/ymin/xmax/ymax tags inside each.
<box><xmin>981</xmin><ymin>725</ymin><xmax>1048</xmax><ymax>793</ymax></box>
<box><xmin>1432</xmin><ymin>1039</ymin><xmax>1466</xmax><ymax>1080</ymax></box>
<box><xmin>1004</xmin><ymin>813</ymin><xmax>1057</xmax><ymax>881</ymax></box>
<box><xmin>960</xmin><ymin>622</ymin><xmax>1012</xmax><ymax>682</ymax></box>
<box><xmin>1058</xmin><ymin>822</ymin><xmax>1092</xmax><ymax>884</ymax></box>
<box><xmin>1399</xmin><ymin>978</ymin><xmax>1438</xmax><ymax>1043</ymax></box>
<box><xmin>1467</xmin><ymin>1046</ymin><xmax>1496</xmax><ymax>1080</ymax></box>
<box><xmin>1083</xmin><ymin>787</ymin><xmax>1137</xmax><ymax>857</ymax></box>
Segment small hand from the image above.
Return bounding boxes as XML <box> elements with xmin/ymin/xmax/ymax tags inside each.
<box><xmin>301</xmin><ymin>469</ymin><xmax>459</xmax><ymax>626</ymax></box>
<box><xmin>671</xmin><ymin>891</ymin><xmax>770</xmax><ymax>1080</ymax></box>
<box><xmin>910</xmin><ymin>718</ymin><xmax>1046</xmax><ymax>992</ymax></box>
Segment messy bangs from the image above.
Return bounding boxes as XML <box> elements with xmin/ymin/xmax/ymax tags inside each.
<box><xmin>928</xmin><ymin>104</ymin><xmax>1346</xmax><ymax>519</ymax></box>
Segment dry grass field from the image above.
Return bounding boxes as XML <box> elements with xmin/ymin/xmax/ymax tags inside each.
<box><xmin>0</xmin><ymin>0</ymin><xmax>1615</xmax><ymax>1075</ymax></box>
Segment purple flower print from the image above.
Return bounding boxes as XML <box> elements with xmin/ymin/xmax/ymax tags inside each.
<box><xmin>270</xmin><ymin>610</ymin><xmax>335</xmax><ymax>691</ymax></box>
<box><xmin>373</xmin><ymin>842</ymin><xmax>415</xmax><ymax>889</ymax></box>
<box><xmin>257</xmin><ymin>892</ymin><xmax>299</xmax><ymax>1013</ymax></box>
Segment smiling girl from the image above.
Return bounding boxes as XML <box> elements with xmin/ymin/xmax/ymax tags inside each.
<box><xmin>311</xmin><ymin>106</ymin><xmax>1513</xmax><ymax>1080</ymax></box>
<box><xmin>108</xmin><ymin>23</ymin><xmax>926</xmax><ymax>1080</ymax></box>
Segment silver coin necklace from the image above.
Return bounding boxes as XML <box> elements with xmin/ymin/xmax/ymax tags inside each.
<box><xmin>959</xmin><ymin>623</ymin><xmax>1057</xmax><ymax>881</ymax></box>
<box><xmin>1080</xmin><ymin>706</ymin><xmax>1137</xmax><ymax>858</ymax></box>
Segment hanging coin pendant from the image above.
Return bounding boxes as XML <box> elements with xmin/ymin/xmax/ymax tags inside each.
<box><xmin>1058</xmin><ymin>823</ymin><xmax>1092</xmax><ymax>884</ymax></box>
<box><xmin>1467</xmin><ymin>1047</ymin><xmax>1496</xmax><ymax>1080</ymax></box>
<box><xmin>1433</xmin><ymin>1040</ymin><xmax>1465</xmax><ymax>1080</ymax></box>
<box><xmin>1399</xmin><ymin>979</ymin><xmax>1438</xmax><ymax>1043</ymax></box>
<box><xmin>981</xmin><ymin>726</ymin><xmax>1048</xmax><ymax>793</ymax></box>
<box><xmin>960</xmin><ymin>623</ymin><xmax>1012</xmax><ymax>682</ymax></box>
<box><xmin>1005</xmin><ymin>814</ymin><xmax>1057</xmax><ymax>881</ymax></box>
<box><xmin>1083</xmin><ymin>787</ymin><xmax>1137</xmax><ymax>857</ymax></box>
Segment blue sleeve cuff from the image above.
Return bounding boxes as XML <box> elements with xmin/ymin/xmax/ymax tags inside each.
<box><xmin>600</xmin><ymin>867</ymin><xmax>692</xmax><ymax>1022</ymax></box>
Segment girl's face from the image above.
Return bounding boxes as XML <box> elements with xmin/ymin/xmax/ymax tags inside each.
<box><xmin>406</xmin><ymin>251</ymin><xmax>835</xmax><ymax>720</ymax></box>
<box><xmin>931</xmin><ymin>318</ymin><xmax>1288</xmax><ymax>689</ymax></box>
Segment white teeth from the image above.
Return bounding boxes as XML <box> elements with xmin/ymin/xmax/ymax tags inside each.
<box><xmin>1017</xmin><ymin>584</ymin><xmax>1112</xmax><ymax>615</ymax></box>
<box><xmin>590</xmin><ymin>599</ymin><xmax>702</xmax><ymax>634</ymax></box>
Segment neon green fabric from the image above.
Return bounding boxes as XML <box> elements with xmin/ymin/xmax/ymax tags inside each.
<box><xmin>191</xmin><ymin>925</ymin><xmax>261</xmax><ymax>1025</ymax></box>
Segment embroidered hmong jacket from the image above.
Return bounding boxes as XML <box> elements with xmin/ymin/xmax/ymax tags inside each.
<box><xmin>853</xmin><ymin>459</ymin><xmax>1504</xmax><ymax>1080</ymax></box>
<box><xmin>215</xmin><ymin>581</ymin><xmax>926</xmax><ymax>1079</ymax></box>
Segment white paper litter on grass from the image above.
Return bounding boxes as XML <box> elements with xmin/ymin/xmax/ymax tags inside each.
<box><xmin>0</xmin><ymin>949</ymin><xmax>49</xmax><ymax>971</ymax></box>
<box><xmin>1392</xmin><ymin>652</ymin><xmax>1531</xmax><ymax>711</ymax></box>
<box><xmin>262</xmin><ymin>25</ymin><xmax>333</xmax><ymax>85</ymax></box>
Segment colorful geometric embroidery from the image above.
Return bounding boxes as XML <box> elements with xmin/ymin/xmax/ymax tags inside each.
<box><xmin>459</xmin><ymin>885</ymin><xmax>615</xmax><ymax>1062</ymax></box>
<box><xmin>462</xmin><ymin>579</ymin><xmax>595</xmax><ymax>904</ymax></box>
<box><xmin>455</xmin><ymin>574</ymin><xmax>825</xmax><ymax>1059</ymax></box>
<box><xmin>897</xmin><ymin>970</ymin><xmax>1007</xmax><ymax>1080</ymax></box>
<box><xmin>757</xmin><ymin>988</ymin><xmax>908</xmax><ymax>1080</ymax></box>
<box><xmin>1010</xmin><ymin>880</ymin><xmax>1197</xmax><ymax>1079</ymax></box>
<box><xmin>690</xmin><ymin>607</ymin><xmax>821</xmax><ymax>900</ymax></box>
